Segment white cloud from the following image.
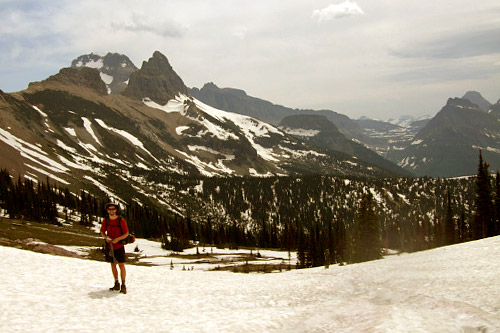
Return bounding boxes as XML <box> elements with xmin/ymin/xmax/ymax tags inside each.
<box><xmin>110</xmin><ymin>12</ymin><xmax>188</xmax><ymax>38</ymax></box>
<box><xmin>312</xmin><ymin>1</ymin><xmax>364</xmax><ymax>22</ymax></box>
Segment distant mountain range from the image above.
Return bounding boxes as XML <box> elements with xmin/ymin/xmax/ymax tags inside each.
<box><xmin>1</xmin><ymin>50</ymin><xmax>498</xmax><ymax>212</ymax></box>
<box><xmin>0</xmin><ymin>51</ymin><xmax>417</xmax><ymax>213</ymax></box>
<box><xmin>387</xmin><ymin>97</ymin><xmax>500</xmax><ymax>177</ymax></box>
<box><xmin>190</xmin><ymin>81</ymin><xmax>500</xmax><ymax>177</ymax></box>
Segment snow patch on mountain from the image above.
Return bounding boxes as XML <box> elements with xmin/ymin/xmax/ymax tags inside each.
<box><xmin>75</xmin><ymin>57</ymin><xmax>104</xmax><ymax>69</ymax></box>
<box><xmin>25</xmin><ymin>163</ymin><xmax>70</xmax><ymax>184</ymax></box>
<box><xmin>32</xmin><ymin>105</ymin><xmax>47</xmax><ymax>117</ymax></box>
<box><xmin>146</xmin><ymin>94</ymin><xmax>286</xmax><ymax>163</ymax></box>
<box><xmin>83</xmin><ymin>175</ymin><xmax>124</xmax><ymax>204</ymax></box>
<box><xmin>143</xmin><ymin>97</ymin><xmax>185</xmax><ymax>114</ymax></box>
<box><xmin>95</xmin><ymin>119</ymin><xmax>158</xmax><ymax>162</ymax></box>
<box><xmin>64</xmin><ymin>127</ymin><xmax>77</xmax><ymax>137</ymax></box>
<box><xmin>188</xmin><ymin>145</ymin><xmax>235</xmax><ymax>161</ymax></box>
<box><xmin>175</xmin><ymin>149</ymin><xmax>234</xmax><ymax>177</ymax></box>
<box><xmin>99</xmin><ymin>72</ymin><xmax>113</xmax><ymax>85</ymax></box>
<box><xmin>175</xmin><ymin>126</ymin><xmax>190</xmax><ymax>135</ymax></box>
<box><xmin>281</xmin><ymin>127</ymin><xmax>320</xmax><ymax>137</ymax></box>
<box><xmin>0</xmin><ymin>128</ymin><xmax>69</xmax><ymax>173</ymax></box>
<box><xmin>82</xmin><ymin>117</ymin><xmax>102</xmax><ymax>146</ymax></box>
<box><xmin>192</xmin><ymin>96</ymin><xmax>282</xmax><ymax>138</ymax></box>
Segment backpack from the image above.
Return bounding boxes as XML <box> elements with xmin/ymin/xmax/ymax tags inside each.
<box><xmin>103</xmin><ymin>216</ymin><xmax>136</xmax><ymax>245</ymax></box>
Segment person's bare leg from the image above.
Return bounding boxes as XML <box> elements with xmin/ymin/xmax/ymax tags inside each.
<box><xmin>111</xmin><ymin>263</ymin><xmax>118</xmax><ymax>280</ymax></box>
<box><xmin>118</xmin><ymin>263</ymin><xmax>126</xmax><ymax>284</ymax></box>
<box><xmin>109</xmin><ymin>263</ymin><xmax>120</xmax><ymax>290</ymax></box>
<box><xmin>119</xmin><ymin>263</ymin><xmax>127</xmax><ymax>293</ymax></box>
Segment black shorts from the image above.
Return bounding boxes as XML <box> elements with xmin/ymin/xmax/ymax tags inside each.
<box><xmin>105</xmin><ymin>246</ymin><xmax>126</xmax><ymax>263</ymax></box>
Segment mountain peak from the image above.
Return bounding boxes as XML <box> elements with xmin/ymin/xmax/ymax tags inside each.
<box><xmin>28</xmin><ymin>67</ymin><xmax>108</xmax><ymax>95</ymax></box>
<box><xmin>123</xmin><ymin>51</ymin><xmax>188</xmax><ymax>104</ymax></box>
<box><xmin>71</xmin><ymin>52</ymin><xmax>138</xmax><ymax>94</ymax></box>
<box><xmin>462</xmin><ymin>91</ymin><xmax>492</xmax><ymax>111</ymax></box>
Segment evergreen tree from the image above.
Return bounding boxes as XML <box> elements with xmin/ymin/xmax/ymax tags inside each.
<box><xmin>351</xmin><ymin>191</ymin><xmax>382</xmax><ymax>263</ymax></box>
<box><xmin>494</xmin><ymin>171</ymin><xmax>500</xmax><ymax>235</ymax></box>
<box><xmin>296</xmin><ymin>226</ymin><xmax>307</xmax><ymax>268</ymax></box>
<box><xmin>473</xmin><ymin>151</ymin><xmax>493</xmax><ymax>239</ymax></box>
<box><xmin>443</xmin><ymin>190</ymin><xmax>455</xmax><ymax>245</ymax></box>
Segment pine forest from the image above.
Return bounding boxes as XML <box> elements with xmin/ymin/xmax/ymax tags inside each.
<box><xmin>1</xmin><ymin>151</ymin><xmax>499</xmax><ymax>268</ymax></box>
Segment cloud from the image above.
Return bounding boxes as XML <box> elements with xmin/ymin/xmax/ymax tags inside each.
<box><xmin>110</xmin><ymin>12</ymin><xmax>188</xmax><ymax>38</ymax></box>
<box><xmin>312</xmin><ymin>1</ymin><xmax>364</xmax><ymax>22</ymax></box>
<box><xmin>391</xmin><ymin>28</ymin><xmax>500</xmax><ymax>60</ymax></box>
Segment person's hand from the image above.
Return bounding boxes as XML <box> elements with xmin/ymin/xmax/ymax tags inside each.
<box><xmin>111</xmin><ymin>238</ymin><xmax>119</xmax><ymax>244</ymax></box>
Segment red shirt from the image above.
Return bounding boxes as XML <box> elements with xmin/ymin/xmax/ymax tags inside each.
<box><xmin>100</xmin><ymin>217</ymin><xmax>129</xmax><ymax>249</ymax></box>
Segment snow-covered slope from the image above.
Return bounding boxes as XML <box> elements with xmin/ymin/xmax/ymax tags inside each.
<box><xmin>2</xmin><ymin>236</ymin><xmax>500</xmax><ymax>332</ymax></box>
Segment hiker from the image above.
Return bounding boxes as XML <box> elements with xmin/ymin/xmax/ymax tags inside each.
<box><xmin>100</xmin><ymin>202</ymin><xmax>129</xmax><ymax>294</ymax></box>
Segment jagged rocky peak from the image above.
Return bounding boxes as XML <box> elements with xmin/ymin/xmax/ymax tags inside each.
<box><xmin>462</xmin><ymin>91</ymin><xmax>492</xmax><ymax>111</ymax></box>
<box><xmin>445</xmin><ymin>97</ymin><xmax>480</xmax><ymax>109</ymax></box>
<box><xmin>28</xmin><ymin>67</ymin><xmax>108</xmax><ymax>95</ymax></box>
<box><xmin>123</xmin><ymin>51</ymin><xmax>188</xmax><ymax>105</ymax></box>
<box><xmin>71</xmin><ymin>52</ymin><xmax>138</xmax><ymax>94</ymax></box>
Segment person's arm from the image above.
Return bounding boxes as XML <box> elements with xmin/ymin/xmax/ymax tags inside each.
<box><xmin>111</xmin><ymin>218</ymin><xmax>129</xmax><ymax>244</ymax></box>
<box><xmin>101</xmin><ymin>231</ymin><xmax>112</xmax><ymax>242</ymax></box>
<box><xmin>100</xmin><ymin>219</ymin><xmax>111</xmax><ymax>242</ymax></box>
<box><xmin>112</xmin><ymin>231</ymin><xmax>129</xmax><ymax>244</ymax></box>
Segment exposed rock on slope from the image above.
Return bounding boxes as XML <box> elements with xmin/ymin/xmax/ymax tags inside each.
<box><xmin>123</xmin><ymin>51</ymin><xmax>188</xmax><ymax>104</ymax></box>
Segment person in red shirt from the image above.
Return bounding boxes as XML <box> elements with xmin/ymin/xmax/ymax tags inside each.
<box><xmin>100</xmin><ymin>203</ymin><xmax>129</xmax><ymax>294</ymax></box>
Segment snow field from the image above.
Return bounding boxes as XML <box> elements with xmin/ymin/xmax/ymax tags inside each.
<box><xmin>2</xmin><ymin>236</ymin><xmax>500</xmax><ymax>332</ymax></box>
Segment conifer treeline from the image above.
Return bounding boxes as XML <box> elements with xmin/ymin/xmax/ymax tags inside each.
<box><xmin>141</xmin><ymin>151</ymin><xmax>500</xmax><ymax>266</ymax></box>
<box><xmin>0</xmin><ymin>170</ymin><xmax>59</xmax><ymax>223</ymax></box>
<box><xmin>1</xmin><ymin>150</ymin><xmax>499</xmax><ymax>268</ymax></box>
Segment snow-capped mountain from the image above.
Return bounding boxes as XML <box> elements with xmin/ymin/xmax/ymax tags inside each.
<box><xmin>387</xmin><ymin>97</ymin><xmax>500</xmax><ymax>177</ymax></box>
<box><xmin>352</xmin><ymin>115</ymin><xmax>430</xmax><ymax>160</ymax></box>
<box><xmin>279</xmin><ymin>114</ymin><xmax>409</xmax><ymax>176</ymax></box>
<box><xmin>189</xmin><ymin>82</ymin><xmax>414</xmax><ymax>174</ymax></box>
<box><xmin>0</xmin><ymin>51</ymin><xmax>404</xmax><ymax>213</ymax></box>
<box><xmin>190</xmin><ymin>82</ymin><xmax>364</xmax><ymax>140</ymax></box>
<box><xmin>71</xmin><ymin>52</ymin><xmax>137</xmax><ymax>94</ymax></box>
<box><xmin>190</xmin><ymin>79</ymin><xmax>500</xmax><ymax>177</ymax></box>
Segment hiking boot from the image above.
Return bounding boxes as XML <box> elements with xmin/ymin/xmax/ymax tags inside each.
<box><xmin>109</xmin><ymin>281</ymin><xmax>120</xmax><ymax>291</ymax></box>
<box><xmin>120</xmin><ymin>284</ymin><xmax>127</xmax><ymax>294</ymax></box>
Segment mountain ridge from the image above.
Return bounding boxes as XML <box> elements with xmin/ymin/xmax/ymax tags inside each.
<box><xmin>3</xmin><ymin>51</ymin><xmax>499</xmax><ymax>180</ymax></box>
<box><xmin>387</xmin><ymin>97</ymin><xmax>500</xmax><ymax>177</ymax></box>
<box><xmin>0</xmin><ymin>51</ymin><xmax>411</xmax><ymax>217</ymax></box>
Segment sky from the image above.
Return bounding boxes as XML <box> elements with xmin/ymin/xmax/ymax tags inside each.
<box><xmin>1</xmin><ymin>0</ymin><xmax>500</xmax><ymax>120</ymax></box>
<box><xmin>1</xmin><ymin>235</ymin><xmax>500</xmax><ymax>331</ymax></box>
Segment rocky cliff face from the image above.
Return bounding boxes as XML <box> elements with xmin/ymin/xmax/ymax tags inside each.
<box><xmin>123</xmin><ymin>51</ymin><xmax>188</xmax><ymax>104</ymax></box>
